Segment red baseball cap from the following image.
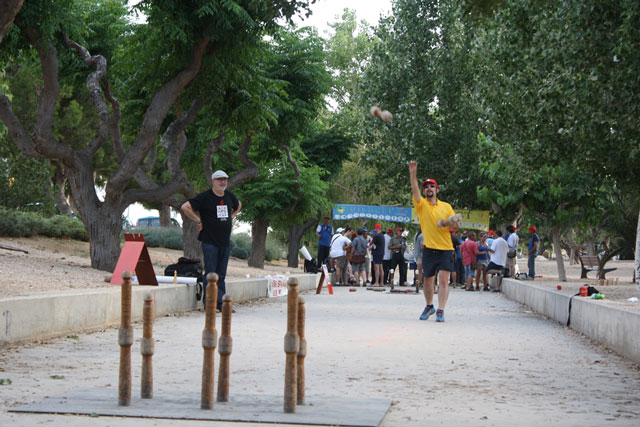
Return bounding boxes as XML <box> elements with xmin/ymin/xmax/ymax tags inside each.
<box><xmin>387</xmin><ymin>228</ymin><xmax>393</xmax><ymax>234</ymax></box>
<box><xmin>488</xmin><ymin>230</ymin><xmax>495</xmax><ymax>235</ymax></box>
<box><xmin>396</xmin><ymin>227</ymin><xmax>403</xmax><ymax>231</ymax></box>
<box><xmin>422</xmin><ymin>178</ymin><xmax>438</xmax><ymax>189</ymax></box>
<box><xmin>374</xmin><ymin>224</ymin><xmax>382</xmax><ymax>229</ymax></box>
<box><xmin>529</xmin><ymin>226</ymin><xmax>537</xmax><ymax>232</ymax></box>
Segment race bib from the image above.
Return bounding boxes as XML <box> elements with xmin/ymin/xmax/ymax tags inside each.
<box><xmin>217</xmin><ymin>205</ymin><xmax>229</xmax><ymax>219</ymax></box>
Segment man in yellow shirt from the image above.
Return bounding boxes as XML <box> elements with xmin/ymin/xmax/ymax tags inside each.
<box><xmin>409</xmin><ymin>161</ymin><xmax>462</xmax><ymax>322</ymax></box>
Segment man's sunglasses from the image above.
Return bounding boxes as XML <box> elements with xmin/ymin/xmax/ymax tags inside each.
<box><xmin>423</xmin><ymin>184</ymin><xmax>436</xmax><ymax>188</ymax></box>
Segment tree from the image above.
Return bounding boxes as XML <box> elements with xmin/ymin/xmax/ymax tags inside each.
<box><xmin>0</xmin><ymin>0</ymin><xmax>313</xmax><ymax>271</ymax></box>
<box><xmin>0</xmin><ymin>0</ymin><xmax>24</xmax><ymax>43</ymax></box>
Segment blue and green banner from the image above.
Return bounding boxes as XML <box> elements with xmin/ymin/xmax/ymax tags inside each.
<box><xmin>332</xmin><ymin>204</ymin><xmax>490</xmax><ymax>231</ymax></box>
<box><xmin>332</xmin><ymin>204</ymin><xmax>413</xmax><ymax>223</ymax></box>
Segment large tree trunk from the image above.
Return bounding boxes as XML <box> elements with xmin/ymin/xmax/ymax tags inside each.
<box><xmin>635</xmin><ymin>208</ymin><xmax>640</xmax><ymax>284</ymax></box>
<box><xmin>159</xmin><ymin>203</ymin><xmax>171</xmax><ymax>227</ymax></box>
<box><xmin>248</xmin><ymin>218</ymin><xmax>269</xmax><ymax>269</ymax></box>
<box><xmin>286</xmin><ymin>215</ymin><xmax>321</xmax><ymax>268</ymax></box>
<box><xmin>53</xmin><ymin>163</ymin><xmax>72</xmax><ymax>215</ymax></box>
<box><xmin>85</xmin><ymin>210</ymin><xmax>123</xmax><ymax>272</ymax></box>
<box><xmin>181</xmin><ymin>211</ymin><xmax>201</xmax><ymax>260</ymax></box>
<box><xmin>552</xmin><ymin>226</ymin><xmax>567</xmax><ymax>281</ymax></box>
<box><xmin>586</xmin><ymin>237</ymin><xmax>596</xmax><ymax>256</ymax></box>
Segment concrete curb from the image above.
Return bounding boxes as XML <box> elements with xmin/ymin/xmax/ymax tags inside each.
<box><xmin>502</xmin><ymin>278</ymin><xmax>640</xmax><ymax>364</ymax></box>
<box><xmin>0</xmin><ymin>274</ymin><xmax>319</xmax><ymax>347</ymax></box>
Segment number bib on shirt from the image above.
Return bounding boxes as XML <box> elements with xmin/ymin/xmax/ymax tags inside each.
<box><xmin>217</xmin><ymin>205</ymin><xmax>229</xmax><ymax>219</ymax></box>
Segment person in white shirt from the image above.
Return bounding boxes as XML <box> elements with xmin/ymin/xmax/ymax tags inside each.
<box><xmin>329</xmin><ymin>227</ymin><xmax>352</xmax><ymax>285</ymax></box>
<box><xmin>505</xmin><ymin>225</ymin><xmax>519</xmax><ymax>278</ymax></box>
<box><xmin>383</xmin><ymin>228</ymin><xmax>393</xmax><ymax>285</ymax></box>
<box><xmin>487</xmin><ymin>230</ymin><xmax>508</xmax><ymax>292</ymax></box>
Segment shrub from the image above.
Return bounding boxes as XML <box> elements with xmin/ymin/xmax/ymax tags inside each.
<box><xmin>0</xmin><ymin>208</ymin><xmax>46</xmax><ymax>237</ymax></box>
<box><xmin>132</xmin><ymin>227</ymin><xmax>183</xmax><ymax>250</ymax></box>
<box><xmin>230</xmin><ymin>246</ymin><xmax>249</xmax><ymax>259</ymax></box>
<box><xmin>265</xmin><ymin>237</ymin><xmax>285</xmax><ymax>262</ymax></box>
<box><xmin>42</xmin><ymin>215</ymin><xmax>88</xmax><ymax>240</ymax></box>
<box><xmin>231</xmin><ymin>233</ymin><xmax>252</xmax><ymax>253</ymax></box>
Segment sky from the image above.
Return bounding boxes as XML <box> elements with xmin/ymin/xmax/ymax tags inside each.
<box><xmin>293</xmin><ymin>0</ymin><xmax>392</xmax><ymax>36</ymax></box>
<box><xmin>125</xmin><ymin>0</ymin><xmax>393</xmax><ymax>227</ymax></box>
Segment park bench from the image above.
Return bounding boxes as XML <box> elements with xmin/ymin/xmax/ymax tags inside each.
<box><xmin>579</xmin><ymin>255</ymin><xmax>617</xmax><ymax>279</ymax></box>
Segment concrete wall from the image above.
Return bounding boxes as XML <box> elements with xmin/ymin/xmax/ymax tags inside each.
<box><xmin>0</xmin><ymin>274</ymin><xmax>318</xmax><ymax>347</ymax></box>
<box><xmin>502</xmin><ymin>279</ymin><xmax>640</xmax><ymax>364</ymax></box>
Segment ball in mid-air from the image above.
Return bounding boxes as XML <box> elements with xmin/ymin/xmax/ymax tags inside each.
<box><xmin>380</xmin><ymin>110</ymin><xmax>393</xmax><ymax>122</ymax></box>
<box><xmin>370</xmin><ymin>105</ymin><xmax>382</xmax><ymax>118</ymax></box>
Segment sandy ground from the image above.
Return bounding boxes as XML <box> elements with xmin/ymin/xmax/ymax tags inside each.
<box><xmin>0</xmin><ymin>236</ymin><xmax>304</xmax><ymax>298</ymax></box>
<box><xmin>1</xmin><ymin>286</ymin><xmax>639</xmax><ymax>426</ymax></box>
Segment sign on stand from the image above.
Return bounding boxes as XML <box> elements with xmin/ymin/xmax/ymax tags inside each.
<box><xmin>266</xmin><ymin>275</ymin><xmax>288</xmax><ymax>298</ymax></box>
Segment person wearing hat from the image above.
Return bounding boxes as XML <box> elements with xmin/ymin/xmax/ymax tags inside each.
<box><xmin>383</xmin><ymin>228</ymin><xmax>393</xmax><ymax>285</ymax></box>
<box><xmin>409</xmin><ymin>160</ymin><xmax>462</xmax><ymax>322</ymax></box>
<box><xmin>388</xmin><ymin>227</ymin><xmax>407</xmax><ymax>289</ymax></box>
<box><xmin>315</xmin><ymin>216</ymin><xmax>333</xmax><ymax>269</ymax></box>
<box><xmin>181</xmin><ymin>170</ymin><xmax>242</xmax><ymax>311</ymax></box>
<box><xmin>370</xmin><ymin>224</ymin><xmax>385</xmax><ymax>287</ymax></box>
<box><xmin>486</xmin><ymin>230</ymin><xmax>495</xmax><ymax>249</ymax></box>
<box><xmin>526</xmin><ymin>226</ymin><xmax>540</xmax><ymax>279</ymax></box>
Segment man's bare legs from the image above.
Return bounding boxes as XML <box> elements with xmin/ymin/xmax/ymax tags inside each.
<box><xmin>422</xmin><ymin>270</ymin><xmax>450</xmax><ymax>309</ymax></box>
<box><xmin>374</xmin><ymin>263</ymin><xmax>384</xmax><ymax>286</ymax></box>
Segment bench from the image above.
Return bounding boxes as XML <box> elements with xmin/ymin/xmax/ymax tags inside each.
<box><xmin>579</xmin><ymin>255</ymin><xmax>617</xmax><ymax>279</ymax></box>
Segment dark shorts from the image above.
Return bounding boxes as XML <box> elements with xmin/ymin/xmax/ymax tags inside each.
<box><xmin>422</xmin><ymin>248</ymin><xmax>454</xmax><ymax>277</ymax></box>
<box><xmin>372</xmin><ymin>253</ymin><xmax>383</xmax><ymax>264</ymax></box>
<box><xmin>486</xmin><ymin>261</ymin><xmax>504</xmax><ymax>272</ymax></box>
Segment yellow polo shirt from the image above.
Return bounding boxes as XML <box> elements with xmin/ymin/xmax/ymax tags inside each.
<box><xmin>413</xmin><ymin>196</ymin><xmax>455</xmax><ymax>250</ymax></box>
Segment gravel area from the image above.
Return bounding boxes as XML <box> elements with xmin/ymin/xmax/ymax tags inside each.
<box><xmin>0</xmin><ymin>236</ymin><xmax>304</xmax><ymax>298</ymax></box>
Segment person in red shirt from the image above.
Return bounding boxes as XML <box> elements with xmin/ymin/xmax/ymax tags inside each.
<box><xmin>460</xmin><ymin>231</ymin><xmax>478</xmax><ymax>291</ymax></box>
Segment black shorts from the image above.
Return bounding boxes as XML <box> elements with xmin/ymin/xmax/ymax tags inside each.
<box><xmin>486</xmin><ymin>261</ymin><xmax>504</xmax><ymax>272</ymax></box>
<box><xmin>422</xmin><ymin>248</ymin><xmax>454</xmax><ymax>277</ymax></box>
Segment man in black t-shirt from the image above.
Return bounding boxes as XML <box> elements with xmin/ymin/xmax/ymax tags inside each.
<box><xmin>181</xmin><ymin>170</ymin><xmax>242</xmax><ymax>310</ymax></box>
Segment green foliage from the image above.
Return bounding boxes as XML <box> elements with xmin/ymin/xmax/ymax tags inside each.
<box><xmin>132</xmin><ymin>227</ymin><xmax>183</xmax><ymax>250</ymax></box>
<box><xmin>231</xmin><ymin>232</ymin><xmax>252</xmax><ymax>253</ymax></box>
<box><xmin>0</xmin><ymin>208</ymin><xmax>87</xmax><ymax>240</ymax></box>
<box><xmin>230</xmin><ymin>246</ymin><xmax>249</xmax><ymax>259</ymax></box>
<box><xmin>265</xmin><ymin>235</ymin><xmax>284</xmax><ymax>261</ymax></box>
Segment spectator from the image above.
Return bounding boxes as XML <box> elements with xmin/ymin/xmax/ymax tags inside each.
<box><xmin>527</xmin><ymin>226</ymin><xmax>540</xmax><ymax>279</ymax></box>
<box><xmin>475</xmin><ymin>232</ymin><xmax>490</xmax><ymax>291</ymax></box>
<box><xmin>487</xmin><ymin>230</ymin><xmax>508</xmax><ymax>292</ymax></box>
<box><xmin>389</xmin><ymin>227</ymin><xmax>408</xmax><ymax>289</ymax></box>
<box><xmin>451</xmin><ymin>229</ymin><xmax>463</xmax><ymax>286</ymax></box>
<box><xmin>505</xmin><ymin>225</ymin><xmax>519</xmax><ymax>278</ymax></box>
<box><xmin>362</xmin><ymin>227</ymin><xmax>372</xmax><ymax>284</ymax></box>
<box><xmin>370</xmin><ymin>224</ymin><xmax>385</xmax><ymax>287</ymax></box>
<box><xmin>414</xmin><ymin>230</ymin><xmax>424</xmax><ymax>292</ymax></box>
<box><xmin>315</xmin><ymin>216</ymin><xmax>333</xmax><ymax>268</ymax></box>
<box><xmin>486</xmin><ymin>229</ymin><xmax>495</xmax><ymax>249</ymax></box>
<box><xmin>329</xmin><ymin>227</ymin><xmax>351</xmax><ymax>286</ymax></box>
<box><xmin>383</xmin><ymin>228</ymin><xmax>393</xmax><ymax>285</ymax></box>
<box><xmin>350</xmin><ymin>229</ymin><xmax>368</xmax><ymax>286</ymax></box>
<box><xmin>460</xmin><ymin>231</ymin><xmax>478</xmax><ymax>291</ymax></box>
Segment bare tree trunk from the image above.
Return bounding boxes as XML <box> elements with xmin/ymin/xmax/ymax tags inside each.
<box><xmin>552</xmin><ymin>226</ymin><xmax>567</xmax><ymax>281</ymax></box>
<box><xmin>248</xmin><ymin>218</ymin><xmax>269</xmax><ymax>269</ymax></box>
<box><xmin>53</xmin><ymin>163</ymin><xmax>72</xmax><ymax>215</ymax></box>
<box><xmin>286</xmin><ymin>215</ymin><xmax>321</xmax><ymax>268</ymax></box>
<box><xmin>180</xmin><ymin>211</ymin><xmax>201</xmax><ymax>260</ymax></box>
<box><xmin>159</xmin><ymin>204</ymin><xmax>171</xmax><ymax>227</ymax></box>
<box><xmin>635</xmin><ymin>208</ymin><xmax>640</xmax><ymax>284</ymax></box>
<box><xmin>586</xmin><ymin>238</ymin><xmax>596</xmax><ymax>256</ymax></box>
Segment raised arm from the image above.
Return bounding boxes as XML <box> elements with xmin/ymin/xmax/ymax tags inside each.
<box><xmin>409</xmin><ymin>160</ymin><xmax>422</xmax><ymax>204</ymax></box>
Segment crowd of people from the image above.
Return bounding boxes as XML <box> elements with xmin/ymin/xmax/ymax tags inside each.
<box><xmin>311</xmin><ymin>161</ymin><xmax>541</xmax><ymax>323</ymax></box>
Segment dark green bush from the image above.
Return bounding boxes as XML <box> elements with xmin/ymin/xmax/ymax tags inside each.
<box><xmin>231</xmin><ymin>233</ymin><xmax>252</xmax><ymax>253</ymax></box>
<box><xmin>230</xmin><ymin>246</ymin><xmax>249</xmax><ymax>259</ymax></box>
<box><xmin>132</xmin><ymin>227</ymin><xmax>183</xmax><ymax>250</ymax></box>
<box><xmin>265</xmin><ymin>237</ymin><xmax>285</xmax><ymax>261</ymax></box>
<box><xmin>42</xmin><ymin>215</ymin><xmax>87</xmax><ymax>240</ymax></box>
<box><xmin>0</xmin><ymin>208</ymin><xmax>45</xmax><ymax>237</ymax></box>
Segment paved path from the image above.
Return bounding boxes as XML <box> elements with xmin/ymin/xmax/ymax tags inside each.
<box><xmin>1</xmin><ymin>286</ymin><xmax>639</xmax><ymax>426</ymax></box>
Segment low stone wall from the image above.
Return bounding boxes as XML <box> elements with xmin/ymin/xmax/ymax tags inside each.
<box><xmin>502</xmin><ymin>278</ymin><xmax>640</xmax><ymax>364</ymax></box>
<box><xmin>0</xmin><ymin>274</ymin><xmax>318</xmax><ymax>347</ymax></box>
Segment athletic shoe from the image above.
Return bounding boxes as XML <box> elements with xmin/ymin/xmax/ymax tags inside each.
<box><xmin>435</xmin><ymin>309</ymin><xmax>445</xmax><ymax>322</ymax></box>
<box><xmin>419</xmin><ymin>306</ymin><xmax>436</xmax><ymax>320</ymax></box>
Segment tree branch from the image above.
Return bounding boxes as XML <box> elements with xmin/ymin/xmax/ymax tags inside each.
<box><xmin>279</xmin><ymin>141</ymin><xmax>302</xmax><ymax>214</ymax></box>
<box><xmin>108</xmin><ymin>35</ymin><xmax>211</xmax><ymax>193</ymax></box>
<box><xmin>228</xmin><ymin>128</ymin><xmax>259</xmax><ymax>190</ymax></box>
<box><xmin>204</xmin><ymin>133</ymin><xmax>226</xmax><ymax>181</ymax></box>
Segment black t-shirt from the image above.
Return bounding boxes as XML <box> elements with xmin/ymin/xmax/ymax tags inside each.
<box><xmin>189</xmin><ymin>189</ymin><xmax>239</xmax><ymax>247</ymax></box>
<box><xmin>371</xmin><ymin>232</ymin><xmax>385</xmax><ymax>258</ymax></box>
